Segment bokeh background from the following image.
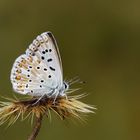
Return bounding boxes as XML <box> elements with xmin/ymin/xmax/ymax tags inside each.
<box><xmin>0</xmin><ymin>0</ymin><xmax>140</xmax><ymax>140</ymax></box>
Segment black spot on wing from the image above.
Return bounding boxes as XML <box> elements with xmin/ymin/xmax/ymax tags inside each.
<box><xmin>41</xmin><ymin>56</ymin><xmax>45</xmax><ymax>60</ymax></box>
<box><xmin>42</xmin><ymin>51</ymin><xmax>46</xmax><ymax>54</ymax></box>
<box><xmin>49</xmin><ymin>66</ymin><xmax>55</xmax><ymax>71</ymax></box>
<box><xmin>47</xmin><ymin>58</ymin><xmax>52</xmax><ymax>62</ymax></box>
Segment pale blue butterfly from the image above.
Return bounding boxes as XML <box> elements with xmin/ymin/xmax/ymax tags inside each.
<box><xmin>10</xmin><ymin>32</ymin><xmax>70</xmax><ymax>100</ymax></box>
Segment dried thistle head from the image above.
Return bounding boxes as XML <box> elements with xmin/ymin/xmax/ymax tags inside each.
<box><xmin>0</xmin><ymin>95</ymin><xmax>96</xmax><ymax>126</ymax></box>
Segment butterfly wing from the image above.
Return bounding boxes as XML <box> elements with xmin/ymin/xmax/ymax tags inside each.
<box><xmin>10</xmin><ymin>32</ymin><xmax>63</xmax><ymax>96</ymax></box>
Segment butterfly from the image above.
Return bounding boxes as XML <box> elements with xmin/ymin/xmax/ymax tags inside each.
<box><xmin>10</xmin><ymin>32</ymin><xmax>70</xmax><ymax>99</ymax></box>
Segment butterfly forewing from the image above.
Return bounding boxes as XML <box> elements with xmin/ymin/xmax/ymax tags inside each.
<box><xmin>10</xmin><ymin>32</ymin><xmax>63</xmax><ymax>96</ymax></box>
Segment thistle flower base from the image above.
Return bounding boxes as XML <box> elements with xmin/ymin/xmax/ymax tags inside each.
<box><xmin>0</xmin><ymin>95</ymin><xmax>95</xmax><ymax>126</ymax></box>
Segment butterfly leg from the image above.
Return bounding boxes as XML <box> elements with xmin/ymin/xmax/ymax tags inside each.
<box><xmin>64</xmin><ymin>94</ymin><xmax>68</xmax><ymax>100</ymax></box>
<box><xmin>53</xmin><ymin>92</ymin><xmax>59</xmax><ymax>104</ymax></box>
<box><xmin>32</xmin><ymin>94</ymin><xmax>46</xmax><ymax>106</ymax></box>
<box><xmin>60</xmin><ymin>92</ymin><xmax>68</xmax><ymax>100</ymax></box>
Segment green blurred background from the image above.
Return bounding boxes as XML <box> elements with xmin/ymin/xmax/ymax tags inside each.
<box><xmin>0</xmin><ymin>0</ymin><xmax>140</xmax><ymax>140</ymax></box>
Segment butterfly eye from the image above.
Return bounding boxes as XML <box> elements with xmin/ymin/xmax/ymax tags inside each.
<box><xmin>64</xmin><ymin>82</ymin><xmax>69</xmax><ymax>90</ymax></box>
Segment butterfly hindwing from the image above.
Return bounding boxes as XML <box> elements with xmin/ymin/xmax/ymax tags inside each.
<box><xmin>10</xmin><ymin>32</ymin><xmax>63</xmax><ymax>96</ymax></box>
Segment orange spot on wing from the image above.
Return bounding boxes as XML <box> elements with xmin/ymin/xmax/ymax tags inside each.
<box><xmin>21</xmin><ymin>59</ymin><xmax>26</xmax><ymax>64</ymax></box>
<box><xmin>16</xmin><ymin>69</ymin><xmax>22</xmax><ymax>73</ymax></box>
<box><xmin>15</xmin><ymin>75</ymin><xmax>21</xmax><ymax>80</ymax></box>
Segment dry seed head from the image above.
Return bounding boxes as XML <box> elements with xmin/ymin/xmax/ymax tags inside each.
<box><xmin>0</xmin><ymin>95</ymin><xmax>96</xmax><ymax>126</ymax></box>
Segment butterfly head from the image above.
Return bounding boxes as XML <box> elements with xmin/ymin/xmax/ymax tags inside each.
<box><xmin>62</xmin><ymin>81</ymin><xmax>69</xmax><ymax>96</ymax></box>
<box><xmin>63</xmin><ymin>81</ymin><xmax>69</xmax><ymax>91</ymax></box>
<box><xmin>56</xmin><ymin>82</ymin><xmax>69</xmax><ymax>97</ymax></box>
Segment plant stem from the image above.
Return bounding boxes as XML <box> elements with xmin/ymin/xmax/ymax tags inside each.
<box><xmin>28</xmin><ymin>115</ymin><xmax>43</xmax><ymax>140</ymax></box>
